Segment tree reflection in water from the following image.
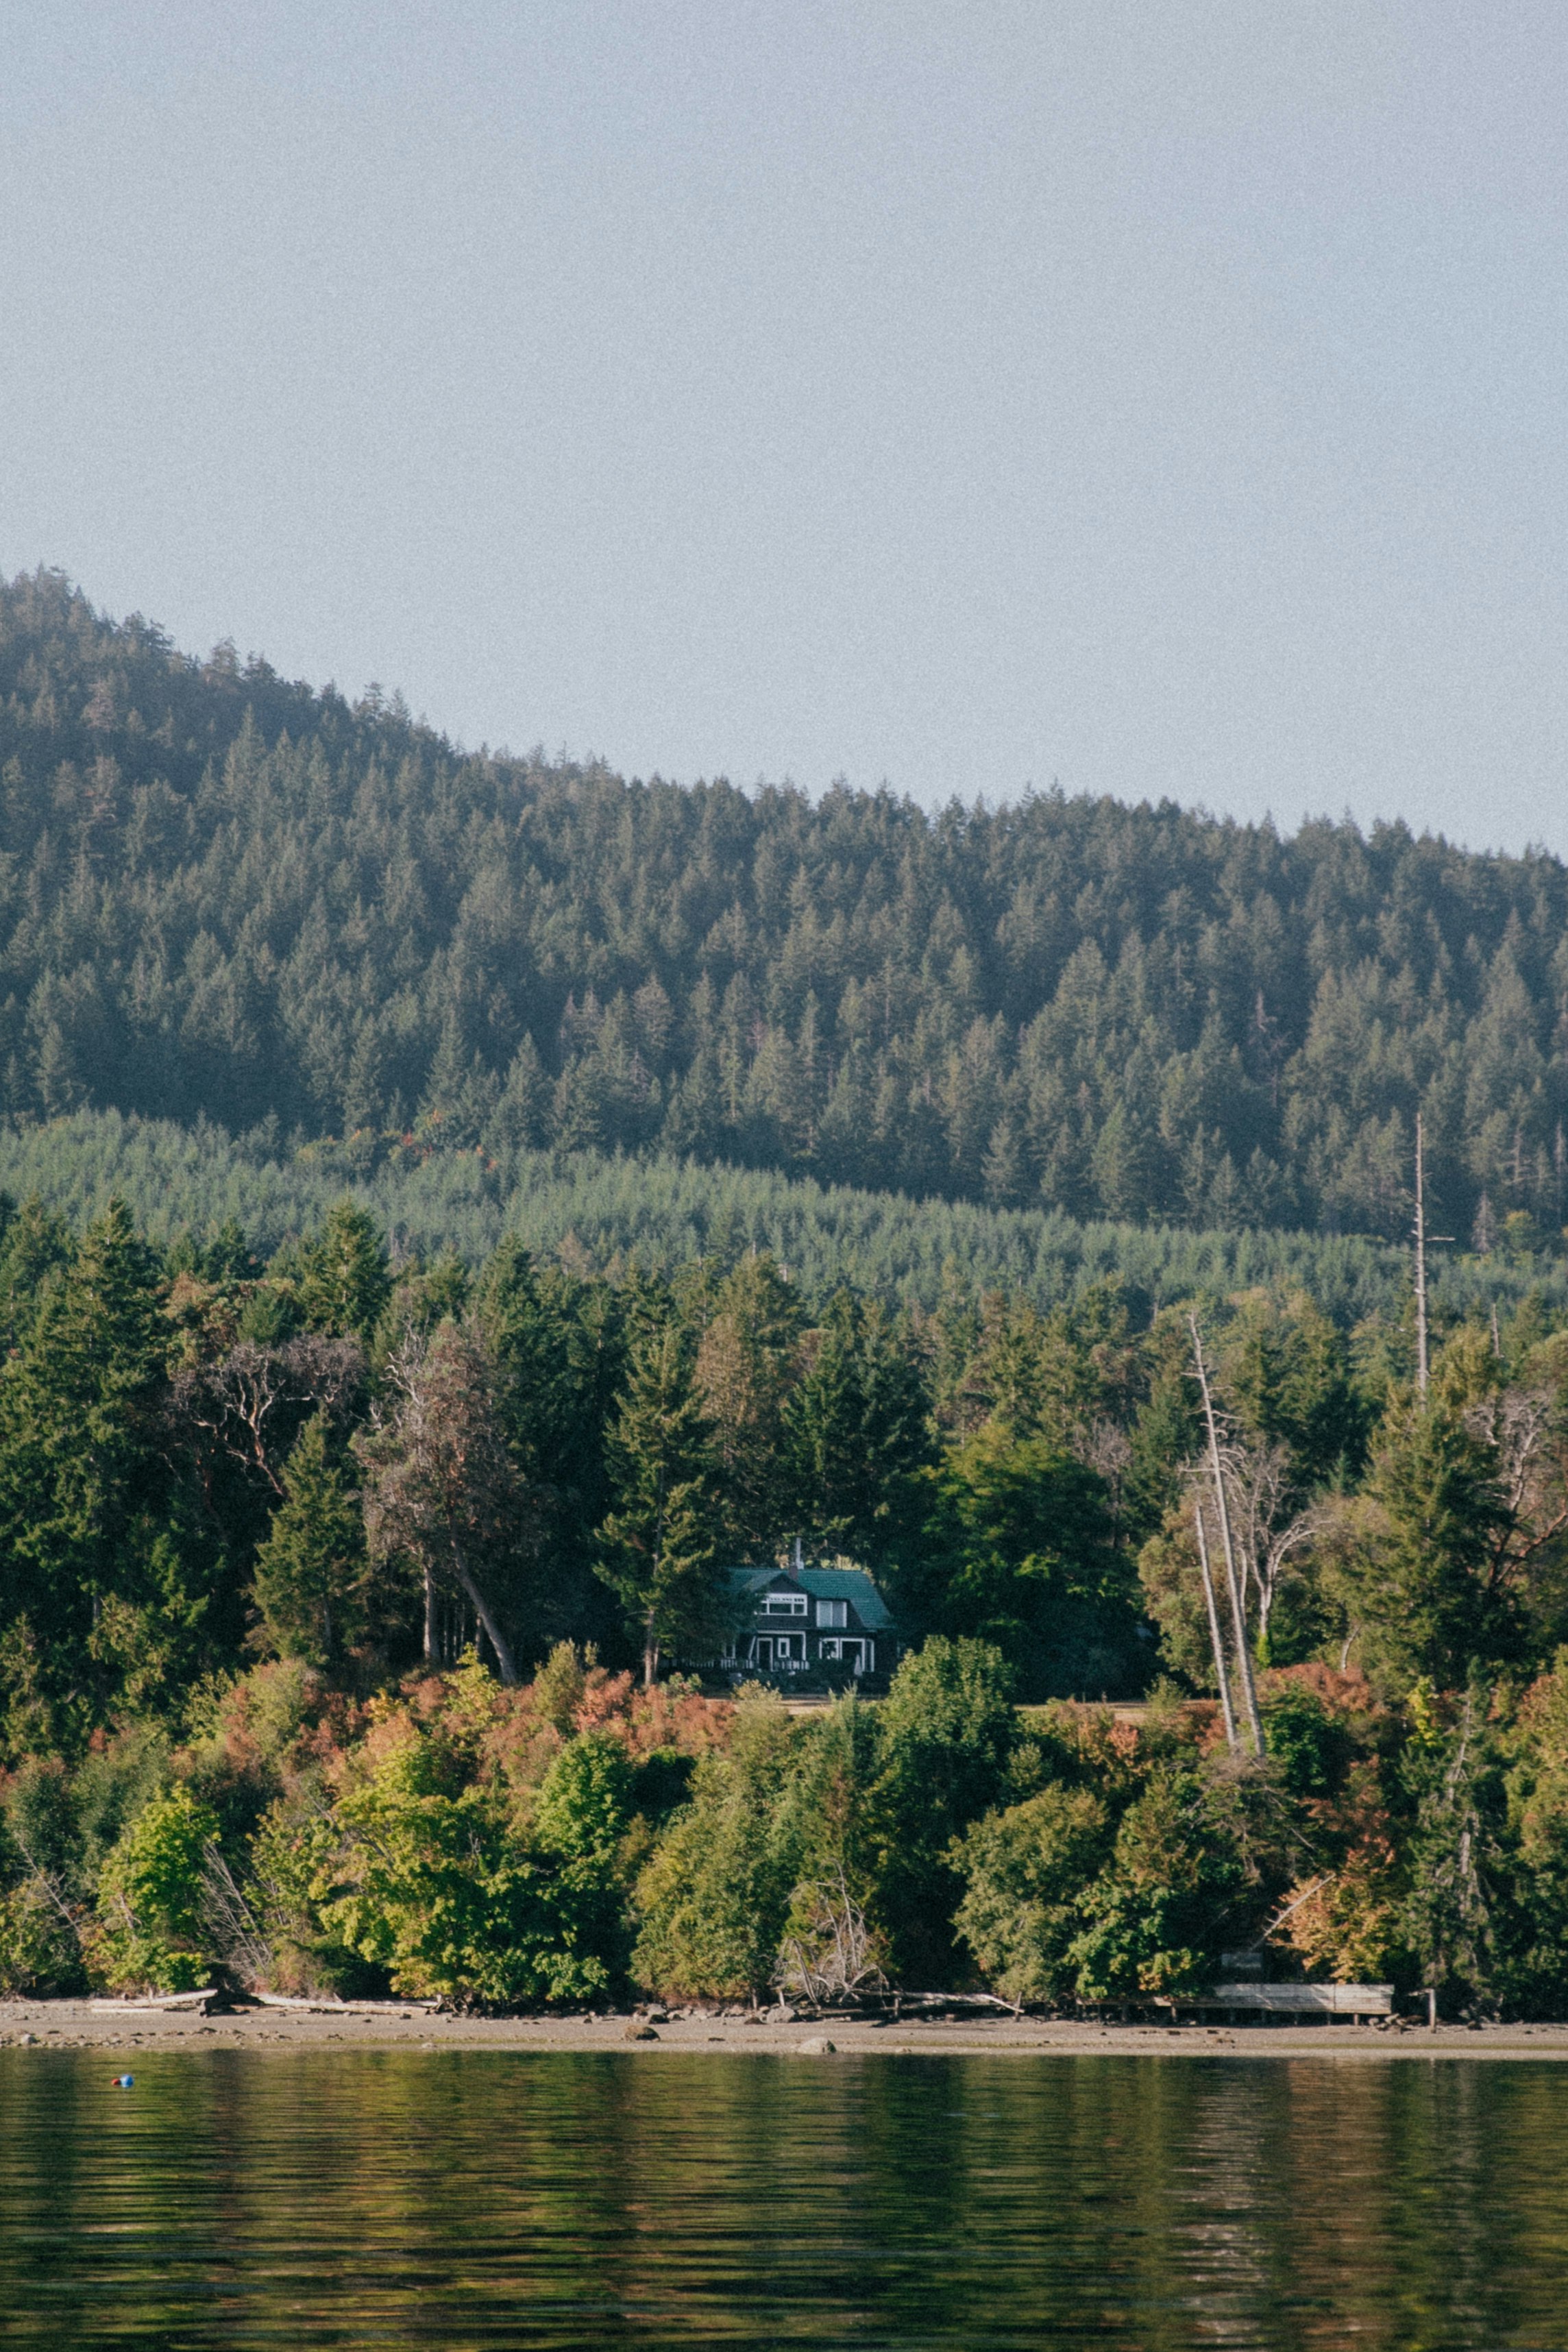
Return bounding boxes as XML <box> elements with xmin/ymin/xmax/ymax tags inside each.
<box><xmin>0</xmin><ymin>2050</ymin><xmax>1563</xmax><ymax>2349</ymax></box>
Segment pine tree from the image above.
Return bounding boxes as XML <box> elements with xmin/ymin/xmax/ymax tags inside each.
<box><xmin>484</xmin><ymin>1036</ymin><xmax>552</xmax><ymax>1154</ymax></box>
<box><xmin>476</xmin><ymin>1240</ymin><xmax>626</xmax><ymax>1646</ymax></box>
<box><xmin>0</xmin><ymin>1197</ymin><xmax>198</xmax><ymax>1733</ymax></box>
<box><xmin>1349</xmin><ymin>1397</ymin><xmax>1515</xmax><ymax>1687</ymax></box>
<box><xmin>252</xmin><ymin>1412</ymin><xmax>367</xmax><ymax>1666</ymax></box>
<box><xmin>695</xmin><ymin>1253</ymin><xmax>802</xmax><ymax>1554</ymax></box>
<box><xmin>296</xmin><ymin>1202</ymin><xmax>391</xmax><ymax>1340</ymax></box>
<box><xmin>417</xmin><ymin>1018</ymin><xmax>502</xmax><ymax>1149</ymax></box>
<box><xmin>981</xmin><ymin>1115</ymin><xmax>1026</xmax><ymax>1208</ymax></box>
<box><xmin>341</xmin><ymin>1024</ymin><xmax>387</xmax><ymax>1135</ymax></box>
<box><xmin>0</xmin><ymin>1199</ymin><xmax>168</xmax><ymax>1626</ymax></box>
<box><xmin>596</xmin><ymin>1325</ymin><xmax>727</xmax><ymax>1686</ymax></box>
<box><xmin>783</xmin><ymin>1293</ymin><xmax>931</xmax><ymax>1567</ymax></box>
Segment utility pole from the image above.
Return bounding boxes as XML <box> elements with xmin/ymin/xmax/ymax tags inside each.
<box><xmin>1411</xmin><ymin>1114</ymin><xmax>1454</xmax><ymax>1395</ymax></box>
<box><xmin>1194</xmin><ymin>1499</ymin><xmax>1239</xmax><ymax>1752</ymax></box>
<box><xmin>1189</xmin><ymin>1314</ymin><xmax>1265</xmax><ymax>1757</ymax></box>
<box><xmin>1414</xmin><ymin>1112</ymin><xmax>1430</xmax><ymax>1397</ymax></box>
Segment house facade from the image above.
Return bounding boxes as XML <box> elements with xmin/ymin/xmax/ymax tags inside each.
<box><xmin>722</xmin><ymin>1560</ymin><xmax>897</xmax><ymax>1689</ymax></box>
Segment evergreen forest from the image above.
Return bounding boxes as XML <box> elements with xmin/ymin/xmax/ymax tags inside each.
<box><xmin>8</xmin><ymin>567</ymin><xmax>1568</xmax><ymax>1249</ymax></box>
<box><xmin>6</xmin><ymin>568</ymin><xmax>1568</xmax><ymax>2022</ymax></box>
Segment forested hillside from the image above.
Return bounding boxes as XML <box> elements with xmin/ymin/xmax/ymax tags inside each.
<box><xmin>8</xmin><ymin>567</ymin><xmax>1568</xmax><ymax>1248</ymax></box>
<box><xmin>11</xmin><ymin>569</ymin><xmax>1568</xmax><ymax>2020</ymax></box>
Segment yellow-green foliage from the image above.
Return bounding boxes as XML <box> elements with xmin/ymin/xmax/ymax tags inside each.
<box><xmin>0</xmin><ymin>1876</ymin><xmax>87</xmax><ymax>1995</ymax></box>
<box><xmin>93</xmin><ymin>1785</ymin><xmax>219</xmax><ymax>1992</ymax></box>
<box><xmin>632</xmin><ymin>1693</ymin><xmax>799</xmax><ymax>2000</ymax></box>
<box><xmin>952</xmin><ymin>1786</ymin><xmax>1112</xmax><ymax>2003</ymax></box>
<box><xmin>321</xmin><ymin>1710</ymin><xmax>634</xmax><ymax>2006</ymax></box>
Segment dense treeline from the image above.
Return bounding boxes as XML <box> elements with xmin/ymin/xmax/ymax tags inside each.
<box><xmin>9</xmin><ymin>569</ymin><xmax>1568</xmax><ymax>1248</ymax></box>
<box><xmin>0</xmin><ymin>1192</ymin><xmax>1160</xmax><ymax>1744</ymax></box>
<box><xmin>16</xmin><ymin>1645</ymin><xmax>1568</xmax><ymax>2020</ymax></box>
<box><xmin>8</xmin><ymin>1192</ymin><xmax>1568</xmax><ymax>2015</ymax></box>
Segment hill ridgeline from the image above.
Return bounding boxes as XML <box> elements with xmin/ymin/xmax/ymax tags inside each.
<box><xmin>5</xmin><ymin>567</ymin><xmax>1568</xmax><ymax>1262</ymax></box>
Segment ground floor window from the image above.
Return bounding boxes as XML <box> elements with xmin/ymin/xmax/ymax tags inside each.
<box><xmin>748</xmin><ymin>1633</ymin><xmax>805</xmax><ymax>1669</ymax></box>
<box><xmin>819</xmin><ymin>1637</ymin><xmax>872</xmax><ymax>1674</ymax></box>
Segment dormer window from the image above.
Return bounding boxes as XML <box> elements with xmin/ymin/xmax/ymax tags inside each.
<box><xmin>760</xmin><ymin>1591</ymin><xmax>808</xmax><ymax>1617</ymax></box>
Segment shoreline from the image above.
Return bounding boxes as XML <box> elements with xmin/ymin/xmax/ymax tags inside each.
<box><xmin>7</xmin><ymin>1999</ymin><xmax>1568</xmax><ymax>2060</ymax></box>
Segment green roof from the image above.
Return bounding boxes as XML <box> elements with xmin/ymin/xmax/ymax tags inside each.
<box><xmin>726</xmin><ymin>1564</ymin><xmax>894</xmax><ymax>1632</ymax></box>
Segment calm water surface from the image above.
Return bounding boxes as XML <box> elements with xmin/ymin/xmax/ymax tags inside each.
<box><xmin>1</xmin><ymin>2050</ymin><xmax>1565</xmax><ymax>2349</ymax></box>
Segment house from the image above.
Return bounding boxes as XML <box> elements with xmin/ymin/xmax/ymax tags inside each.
<box><xmin>722</xmin><ymin>1556</ymin><xmax>898</xmax><ymax>1689</ymax></box>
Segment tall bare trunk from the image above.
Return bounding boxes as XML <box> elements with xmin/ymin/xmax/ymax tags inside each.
<box><xmin>1190</xmin><ymin>1314</ymin><xmax>1266</xmax><ymax>1757</ymax></box>
<box><xmin>423</xmin><ymin>1563</ymin><xmax>437</xmax><ymax>1665</ymax></box>
<box><xmin>446</xmin><ymin>1543</ymin><xmax>518</xmax><ymax>1685</ymax></box>
<box><xmin>1195</xmin><ymin>1501</ymin><xmax>1239</xmax><ymax>1752</ymax></box>
<box><xmin>1414</xmin><ymin>1111</ymin><xmax>1430</xmax><ymax>1396</ymax></box>
<box><xmin>644</xmin><ymin>1612</ymin><xmax>659</xmax><ymax>1690</ymax></box>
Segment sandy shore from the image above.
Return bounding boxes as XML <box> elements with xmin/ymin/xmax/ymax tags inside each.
<box><xmin>5</xmin><ymin>1998</ymin><xmax>1568</xmax><ymax>2060</ymax></box>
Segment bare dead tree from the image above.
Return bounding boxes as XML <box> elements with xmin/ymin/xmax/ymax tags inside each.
<box><xmin>774</xmin><ymin>1864</ymin><xmax>888</xmax><ymax>2010</ymax></box>
<box><xmin>1462</xmin><ymin>1386</ymin><xmax>1568</xmax><ymax>1602</ymax></box>
<box><xmin>1222</xmin><ymin>1437</ymin><xmax>1323</xmax><ymax>1657</ymax></box>
<box><xmin>1192</xmin><ymin>1491</ymin><xmax>1239</xmax><ymax>1752</ymax></box>
<box><xmin>1190</xmin><ymin>1315</ymin><xmax>1266</xmax><ymax>1756</ymax></box>
<box><xmin>169</xmin><ymin>1336</ymin><xmax>365</xmax><ymax>1498</ymax></box>
<box><xmin>199</xmin><ymin>1842</ymin><xmax>273</xmax><ymax>1989</ymax></box>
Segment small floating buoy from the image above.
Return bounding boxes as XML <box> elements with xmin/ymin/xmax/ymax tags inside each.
<box><xmin>110</xmin><ymin>2074</ymin><xmax>134</xmax><ymax>2089</ymax></box>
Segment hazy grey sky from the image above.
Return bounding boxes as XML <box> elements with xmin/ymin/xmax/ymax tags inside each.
<box><xmin>4</xmin><ymin>3</ymin><xmax>1565</xmax><ymax>850</ymax></box>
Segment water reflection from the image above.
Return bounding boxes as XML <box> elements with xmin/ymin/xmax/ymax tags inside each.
<box><xmin>1</xmin><ymin>2051</ymin><xmax>1565</xmax><ymax>2347</ymax></box>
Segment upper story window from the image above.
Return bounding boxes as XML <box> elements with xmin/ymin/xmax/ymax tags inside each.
<box><xmin>816</xmin><ymin>1599</ymin><xmax>847</xmax><ymax>1628</ymax></box>
<box><xmin>760</xmin><ymin>1591</ymin><xmax>808</xmax><ymax>1617</ymax></box>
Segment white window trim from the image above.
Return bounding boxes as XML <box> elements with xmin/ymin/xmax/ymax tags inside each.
<box><xmin>750</xmin><ymin>1632</ymin><xmax>805</xmax><ymax>1662</ymax></box>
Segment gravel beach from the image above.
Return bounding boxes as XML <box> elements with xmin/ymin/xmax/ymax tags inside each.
<box><xmin>5</xmin><ymin>1998</ymin><xmax>1567</xmax><ymax>2059</ymax></box>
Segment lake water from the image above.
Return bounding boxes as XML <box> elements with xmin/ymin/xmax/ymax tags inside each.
<box><xmin>1</xmin><ymin>2050</ymin><xmax>1565</xmax><ymax>2348</ymax></box>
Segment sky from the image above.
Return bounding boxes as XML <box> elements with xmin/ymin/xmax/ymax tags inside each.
<box><xmin>3</xmin><ymin>3</ymin><xmax>1566</xmax><ymax>853</ymax></box>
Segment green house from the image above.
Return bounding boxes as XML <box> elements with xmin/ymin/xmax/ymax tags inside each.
<box><xmin>722</xmin><ymin>1558</ymin><xmax>898</xmax><ymax>1689</ymax></box>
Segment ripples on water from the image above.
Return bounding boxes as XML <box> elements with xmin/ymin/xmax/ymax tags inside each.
<box><xmin>1</xmin><ymin>2050</ymin><xmax>1565</xmax><ymax>2349</ymax></box>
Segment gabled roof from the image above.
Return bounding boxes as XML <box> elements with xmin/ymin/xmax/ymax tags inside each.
<box><xmin>726</xmin><ymin>1564</ymin><xmax>894</xmax><ymax>1632</ymax></box>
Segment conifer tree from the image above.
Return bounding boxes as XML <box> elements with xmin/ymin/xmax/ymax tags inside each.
<box><xmin>695</xmin><ymin>1253</ymin><xmax>802</xmax><ymax>1553</ymax></box>
<box><xmin>476</xmin><ymin>1241</ymin><xmax>625</xmax><ymax>1645</ymax></box>
<box><xmin>296</xmin><ymin>1203</ymin><xmax>391</xmax><ymax>1340</ymax></box>
<box><xmin>0</xmin><ymin>1199</ymin><xmax>169</xmax><ymax>1647</ymax></box>
<box><xmin>596</xmin><ymin>1324</ymin><xmax>727</xmax><ymax>1686</ymax></box>
<box><xmin>1348</xmin><ymin>1397</ymin><xmax>1516</xmax><ymax>1687</ymax></box>
<box><xmin>252</xmin><ymin>1412</ymin><xmax>367</xmax><ymax>1667</ymax></box>
<box><xmin>783</xmin><ymin>1293</ymin><xmax>931</xmax><ymax>1567</ymax></box>
<box><xmin>484</xmin><ymin>1036</ymin><xmax>552</xmax><ymax>1154</ymax></box>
